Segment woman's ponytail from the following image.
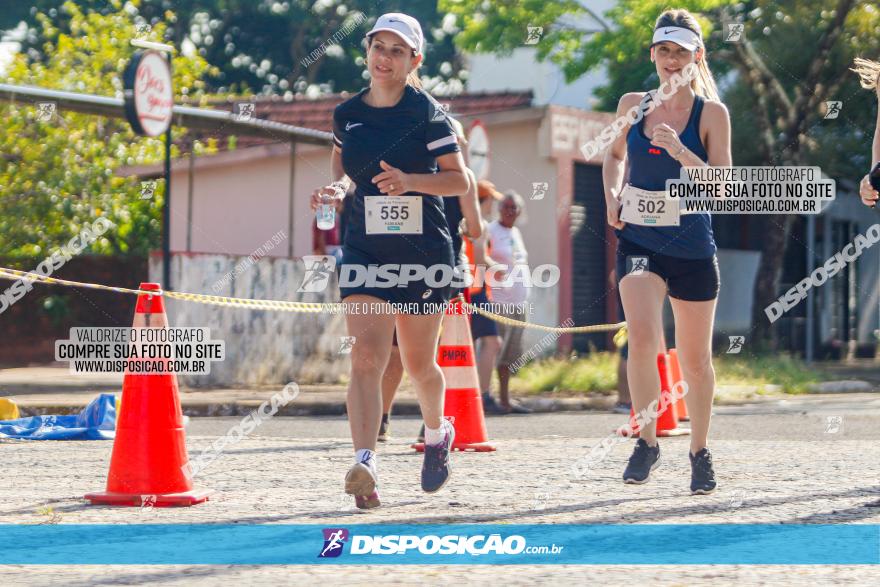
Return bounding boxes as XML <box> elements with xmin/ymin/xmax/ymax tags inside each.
<box><xmin>693</xmin><ymin>57</ymin><xmax>720</xmax><ymax>102</ymax></box>
<box><xmin>852</xmin><ymin>58</ymin><xmax>880</xmax><ymax>90</ymax></box>
<box><xmin>406</xmin><ymin>70</ymin><xmax>423</xmax><ymax>89</ymax></box>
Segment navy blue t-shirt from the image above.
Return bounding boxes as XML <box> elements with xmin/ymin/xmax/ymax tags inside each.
<box><xmin>332</xmin><ymin>85</ymin><xmax>460</xmax><ymax>259</ymax></box>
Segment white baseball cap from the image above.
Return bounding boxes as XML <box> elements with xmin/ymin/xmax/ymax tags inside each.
<box><xmin>651</xmin><ymin>26</ymin><xmax>702</xmax><ymax>52</ymax></box>
<box><xmin>367</xmin><ymin>13</ymin><xmax>424</xmax><ymax>55</ymax></box>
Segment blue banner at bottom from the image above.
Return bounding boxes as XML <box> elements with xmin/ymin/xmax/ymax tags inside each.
<box><xmin>1</xmin><ymin>524</ymin><xmax>877</xmax><ymax>565</ymax></box>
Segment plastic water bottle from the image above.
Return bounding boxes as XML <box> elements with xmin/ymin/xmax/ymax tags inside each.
<box><xmin>316</xmin><ymin>195</ymin><xmax>336</xmax><ymax>230</ymax></box>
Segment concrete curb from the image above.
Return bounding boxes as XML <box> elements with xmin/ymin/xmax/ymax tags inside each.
<box><xmin>12</xmin><ymin>396</ymin><xmax>617</xmax><ymax>418</ymax></box>
<box><xmin>806</xmin><ymin>380</ymin><xmax>875</xmax><ymax>393</ymax></box>
<box><xmin>8</xmin><ymin>381</ymin><xmax>878</xmax><ymax>418</ymax></box>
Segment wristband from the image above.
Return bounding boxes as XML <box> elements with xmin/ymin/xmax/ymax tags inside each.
<box><xmin>673</xmin><ymin>146</ymin><xmax>686</xmax><ymax>160</ymax></box>
<box><xmin>329</xmin><ymin>181</ymin><xmax>349</xmax><ymax>197</ymax></box>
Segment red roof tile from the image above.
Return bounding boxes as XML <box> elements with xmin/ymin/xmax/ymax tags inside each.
<box><xmin>182</xmin><ymin>91</ymin><xmax>533</xmax><ymax>149</ymax></box>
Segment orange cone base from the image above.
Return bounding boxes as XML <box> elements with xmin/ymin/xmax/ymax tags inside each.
<box><xmin>614</xmin><ymin>425</ymin><xmax>691</xmax><ymax>437</ymax></box>
<box><xmin>84</xmin><ymin>488</ymin><xmax>211</xmax><ymax>507</ymax></box>
<box><xmin>410</xmin><ymin>441</ymin><xmax>497</xmax><ymax>453</ymax></box>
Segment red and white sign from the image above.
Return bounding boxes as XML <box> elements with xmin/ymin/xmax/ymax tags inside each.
<box><xmin>124</xmin><ymin>50</ymin><xmax>173</xmax><ymax>137</ymax></box>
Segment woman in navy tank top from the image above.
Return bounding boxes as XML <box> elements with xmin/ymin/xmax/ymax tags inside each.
<box><xmin>602</xmin><ymin>9</ymin><xmax>732</xmax><ymax>494</ymax></box>
<box><xmin>309</xmin><ymin>13</ymin><xmax>469</xmax><ymax>509</ymax></box>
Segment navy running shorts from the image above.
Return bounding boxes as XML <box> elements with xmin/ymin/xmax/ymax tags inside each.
<box><xmin>469</xmin><ymin>288</ymin><xmax>499</xmax><ymax>340</ymax></box>
<box><xmin>339</xmin><ymin>244</ymin><xmax>454</xmax><ymax>315</ymax></box>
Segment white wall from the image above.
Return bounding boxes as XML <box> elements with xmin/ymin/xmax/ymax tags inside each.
<box><xmin>169</xmin><ymin>143</ymin><xmax>329</xmax><ymax>259</ymax></box>
<box><xmin>150</xmin><ymin>253</ymin><xmax>348</xmax><ymax>387</ymax></box>
<box><xmin>464</xmin><ymin>0</ymin><xmax>616</xmax><ymax>110</ymax></box>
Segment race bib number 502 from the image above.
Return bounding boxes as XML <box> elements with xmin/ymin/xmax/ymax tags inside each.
<box><xmin>619</xmin><ymin>185</ymin><xmax>681</xmax><ymax>227</ymax></box>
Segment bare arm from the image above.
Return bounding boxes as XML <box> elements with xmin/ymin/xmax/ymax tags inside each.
<box><xmin>310</xmin><ymin>146</ymin><xmax>351</xmax><ymax>211</ymax></box>
<box><xmin>330</xmin><ymin>146</ymin><xmax>350</xmax><ymax>185</ymax></box>
<box><xmin>457</xmin><ymin>168</ymin><xmax>482</xmax><ymax>239</ymax></box>
<box><xmin>472</xmin><ymin>230</ymin><xmax>497</xmax><ymax>267</ymax></box>
<box><xmin>602</xmin><ymin>93</ymin><xmax>642</xmax><ymax>228</ymax></box>
<box><xmin>372</xmin><ymin>151</ymin><xmax>469</xmax><ymax>197</ymax></box>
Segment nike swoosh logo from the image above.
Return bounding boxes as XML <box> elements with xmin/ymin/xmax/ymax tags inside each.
<box><xmin>665</xmin><ymin>29</ymin><xmax>675</xmax><ymax>34</ymax></box>
<box><xmin>345</xmin><ymin>122</ymin><xmax>363</xmax><ymax>131</ymax></box>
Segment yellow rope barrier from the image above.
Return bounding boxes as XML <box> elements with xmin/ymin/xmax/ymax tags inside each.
<box><xmin>0</xmin><ymin>266</ymin><xmax>627</xmax><ymax>340</ymax></box>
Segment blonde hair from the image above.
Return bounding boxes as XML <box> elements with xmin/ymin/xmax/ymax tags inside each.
<box><xmin>851</xmin><ymin>58</ymin><xmax>880</xmax><ymax>90</ymax></box>
<box><xmin>406</xmin><ymin>70</ymin><xmax>423</xmax><ymax>89</ymax></box>
<box><xmin>655</xmin><ymin>9</ymin><xmax>720</xmax><ymax>102</ymax></box>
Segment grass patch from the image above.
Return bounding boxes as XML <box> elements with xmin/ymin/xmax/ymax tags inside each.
<box><xmin>509</xmin><ymin>352</ymin><xmax>829</xmax><ymax>396</ymax></box>
<box><xmin>713</xmin><ymin>353</ymin><xmax>827</xmax><ymax>394</ymax></box>
<box><xmin>510</xmin><ymin>352</ymin><xmax>618</xmax><ymax>395</ymax></box>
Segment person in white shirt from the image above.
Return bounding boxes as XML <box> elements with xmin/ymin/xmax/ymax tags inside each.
<box><xmin>486</xmin><ymin>190</ymin><xmax>532</xmax><ymax>414</ymax></box>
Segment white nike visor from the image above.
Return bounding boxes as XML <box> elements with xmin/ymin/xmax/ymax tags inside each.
<box><xmin>651</xmin><ymin>26</ymin><xmax>702</xmax><ymax>52</ymax></box>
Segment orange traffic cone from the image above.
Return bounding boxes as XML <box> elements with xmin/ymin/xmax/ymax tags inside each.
<box><xmin>413</xmin><ymin>298</ymin><xmax>496</xmax><ymax>452</ymax></box>
<box><xmin>668</xmin><ymin>348</ymin><xmax>689</xmax><ymax>421</ymax></box>
<box><xmin>85</xmin><ymin>283</ymin><xmax>211</xmax><ymax>506</ymax></box>
<box><xmin>617</xmin><ymin>352</ymin><xmax>690</xmax><ymax>437</ymax></box>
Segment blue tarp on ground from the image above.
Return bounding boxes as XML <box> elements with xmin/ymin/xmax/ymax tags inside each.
<box><xmin>0</xmin><ymin>393</ymin><xmax>116</xmax><ymax>440</ymax></box>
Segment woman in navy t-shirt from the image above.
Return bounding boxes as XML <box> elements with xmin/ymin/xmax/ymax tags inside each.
<box><xmin>310</xmin><ymin>13</ymin><xmax>468</xmax><ymax>509</ymax></box>
<box><xmin>601</xmin><ymin>9</ymin><xmax>731</xmax><ymax>495</ymax></box>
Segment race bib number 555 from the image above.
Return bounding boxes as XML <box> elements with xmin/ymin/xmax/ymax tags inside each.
<box><xmin>365</xmin><ymin>196</ymin><xmax>423</xmax><ymax>234</ymax></box>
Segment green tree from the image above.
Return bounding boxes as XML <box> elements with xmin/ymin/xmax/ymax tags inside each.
<box><xmin>443</xmin><ymin>0</ymin><xmax>880</xmax><ymax>347</ymax></box>
<box><xmin>2</xmin><ymin>0</ymin><xmax>467</xmax><ymax>96</ymax></box>
<box><xmin>0</xmin><ymin>0</ymin><xmax>217</xmax><ymax>257</ymax></box>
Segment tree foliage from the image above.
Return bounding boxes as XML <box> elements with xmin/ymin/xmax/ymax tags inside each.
<box><xmin>2</xmin><ymin>0</ymin><xmax>467</xmax><ymax>96</ymax></box>
<box><xmin>0</xmin><ymin>0</ymin><xmax>217</xmax><ymax>257</ymax></box>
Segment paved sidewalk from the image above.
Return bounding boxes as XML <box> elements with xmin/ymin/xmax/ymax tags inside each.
<box><xmin>3</xmin><ymin>364</ymin><xmax>879</xmax><ymax>417</ymax></box>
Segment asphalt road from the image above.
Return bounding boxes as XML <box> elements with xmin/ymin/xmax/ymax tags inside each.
<box><xmin>185</xmin><ymin>392</ymin><xmax>880</xmax><ymax>441</ymax></box>
<box><xmin>2</xmin><ymin>392</ymin><xmax>878</xmax><ymax>586</ymax></box>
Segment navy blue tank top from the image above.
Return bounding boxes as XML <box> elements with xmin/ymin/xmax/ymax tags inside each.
<box><xmin>619</xmin><ymin>92</ymin><xmax>716</xmax><ymax>259</ymax></box>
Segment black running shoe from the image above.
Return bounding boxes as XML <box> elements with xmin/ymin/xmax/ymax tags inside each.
<box><xmin>689</xmin><ymin>448</ymin><xmax>717</xmax><ymax>495</ymax></box>
<box><xmin>623</xmin><ymin>438</ymin><xmax>660</xmax><ymax>484</ymax></box>
<box><xmin>377</xmin><ymin>414</ymin><xmax>390</xmax><ymax>442</ymax></box>
<box><xmin>421</xmin><ymin>421</ymin><xmax>455</xmax><ymax>493</ymax></box>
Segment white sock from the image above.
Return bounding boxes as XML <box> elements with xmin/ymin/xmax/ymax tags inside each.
<box><xmin>354</xmin><ymin>449</ymin><xmax>377</xmax><ymax>476</ymax></box>
<box><xmin>424</xmin><ymin>421</ymin><xmax>448</xmax><ymax>446</ymax></box>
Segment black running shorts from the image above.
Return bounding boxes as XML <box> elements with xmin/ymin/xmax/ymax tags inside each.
<box><xmin>616</xmin><ymin>237</ymin><xmax>720</xmax><ymax>302</ymax></box>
